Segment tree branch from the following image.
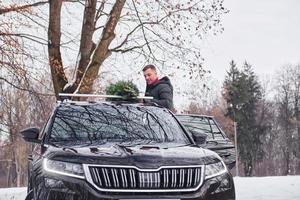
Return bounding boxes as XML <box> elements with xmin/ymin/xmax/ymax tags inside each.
<box><xmin>77</xmin><ymin>0</ymin><xmax>126</xmax><ymax>94</ymax></box>
<box><xmin>64</xmin><ymin>0</ymin><xmax>97</xmax><ymax>93</ymax></box>
<box><xmin>0</xmin><ymin>1</ymin><xmax>49</xmax><ymax>15</ymax></box>
<box><xmin>131</xmin><ymin>0</ymin><xmax>155</xmax><ymax>59</ymax></box>
<box><xmin>111</xmin><ymin>21</ymin><xmax>158</xmax><ymax>51</ymax></box>
<box><xmin>110</xmin><ymin>43</ymin><xmax>147</xmax><ymax>54</ymax></box>
<box><xmin>94</xmin><ymin>0</ymin><xmax>107</xmax><ymax>28</ymax></box>
<box><xmin>0</xmin><ymin>32</ymin><xmax>48</xmax><ymax>45</ymax></box>
<box><xmin>114</xmin><ymin>2</ymin><xmax>196</xmax><ymax>57</ymax></box>
<box><xmin>0</xmin><ymin>77</ymin><xmax>53</xmax><ymax>96</ymax></box>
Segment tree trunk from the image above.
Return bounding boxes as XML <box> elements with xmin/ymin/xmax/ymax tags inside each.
<box><xmin>77</xmin><ymin>0</ymin><xmax>126</xmax><ymax>94</ymax></box>
<box><xmin>285</xmin><ymin>149</ymin><xmax>290</xmax><ymax>175</ymax></box>
<box><xmin>15</xmin><ymin>158</ymin><xmax>21</xmax><ymax>187</ymax></box>
<box><xmin>64</xmin><ymin>0</ymin><xmax>97</xmax><ymax>93</ymax></box>
<box><xmin>6</xmin><ymin>163</ymin><xmax>11</xmax><ymax>187</ymax></box>
<box><xmin>48</xmin><ymin>0</ymin><xmax>67</xmax><ymax>99</ymax></box>
<box><xmin>14</xmin><ymin>139</ymin><xmax>22</xmax><ymax>187</ymax></box>
<box><xmin>295</xmin><ymin>89</ymin><xmax>300</xmax><ymax>162</ymax></box>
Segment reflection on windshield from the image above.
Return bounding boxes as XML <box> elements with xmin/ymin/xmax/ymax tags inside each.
<box><xmin>49</xmin><ymin>104</ymin><xmax>189</xmax><ymax>146</ymax></box>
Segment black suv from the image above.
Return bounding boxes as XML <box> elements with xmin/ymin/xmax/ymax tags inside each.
<box><xmin>175</xmin><ymin>114</ymin><xmax>236</xmax><ymax>170</ymax></box>
<box><xmin>21</xmin><ymin>101</ymin><xmax>235</xmax><ymax>200</ymax></box>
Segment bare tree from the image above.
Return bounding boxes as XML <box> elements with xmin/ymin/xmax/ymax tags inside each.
<box><xmin>0</xmin><ymin>0</ymin><xmax>51</xmax><ymax>96</ymax></box>
<box><xmin>0</xmin><ymin>74</ymin><xmax>54</xmax><ymax>187</ymax></box>
<box><xmin>1</xmin><ymin>0</ymin><xmax>227</xmax><ymax>98</ymax></box>
<box><xmin>274</xmin><ymin>65</ymin><xmax>300</xmax><ymax>175</ymax></box>
<box><xmin>46</xmin><ymin>0</ymin><xmax>227</xmax><ymax>98</ymax></box>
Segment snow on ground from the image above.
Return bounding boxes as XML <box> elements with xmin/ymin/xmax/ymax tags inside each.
<box><xmin>0</xmin><ymin>187</ymin><xmax>26</xmax><ymax>200</ymax></box>
<box><xmin>0</xmin><ymin>176</ymin><xmax>299</xmax><ymax>200</ymax></box>
<box><xmin>235</xmin><ymin>176</ymin><xmax>300</xmax><ymax>200</ymax></box>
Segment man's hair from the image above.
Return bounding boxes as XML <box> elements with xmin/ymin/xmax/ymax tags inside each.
<box><xmin>142</xmin><ymin>64</ymin><xmax>156</xmax><ymax>72</ymax></box>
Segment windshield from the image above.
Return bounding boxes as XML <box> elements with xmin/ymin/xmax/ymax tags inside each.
<box><xmin>176</xmin><ymin>115</ymin><xmax>226</xmax><ymax>140</ymax></box>
<box><xmin>48</xmin><ymin>104</ymin><xmax>190</xmax><ymax>147</ymax></box>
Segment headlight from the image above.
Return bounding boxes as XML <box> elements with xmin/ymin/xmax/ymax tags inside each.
<box><xmin>205</xmin><ymin>161</ymin><xmax>227</xmax><ymax>179</ymax></box>
<box><xmin>43</xmin><ymin>158</ymin><xmax>85</xmax><ymax>179</ymax></box>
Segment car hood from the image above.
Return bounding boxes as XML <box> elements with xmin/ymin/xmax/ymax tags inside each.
<box><xmin>44</xmin><ymin>144</ymin><xmax>220</xmax><ymax>168</ymax></box>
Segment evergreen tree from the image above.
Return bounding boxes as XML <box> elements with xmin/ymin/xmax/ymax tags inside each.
<box><xmin>223</xmin><ymin>61</ymin><xmax>262</xmax><ymax>176</ymax></box>
<box><xmin>223</xmin><ymin>60</ymin><xmax>242</xmax><ymax>120</ymax></box>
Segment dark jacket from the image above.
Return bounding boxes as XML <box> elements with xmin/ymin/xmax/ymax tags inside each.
<box><xmin>145</xmin><ymin>76</ymin><xmax>173</xmax><ymax>110</ymax></box>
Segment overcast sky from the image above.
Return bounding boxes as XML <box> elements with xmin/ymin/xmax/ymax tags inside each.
<box><xmin>201</xmin><ymin>0</ymin><xmax>300</xmax><ymax>82</ymax></box>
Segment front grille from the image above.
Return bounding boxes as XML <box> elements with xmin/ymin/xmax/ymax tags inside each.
<box><xmin>84</xmin><ymin>165</ymin><xmax>204</xmax><ymax>192</ymax></box>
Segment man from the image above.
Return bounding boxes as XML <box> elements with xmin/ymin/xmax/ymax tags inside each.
<box><xmin>143</xmin><ymin>64</ymin><xmax>174</xmax><ymax>110</ymax></box>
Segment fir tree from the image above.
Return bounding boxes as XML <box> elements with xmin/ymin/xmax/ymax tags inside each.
<box><xmin>223</xmin><ymin>61</ymin><xmax>263</xmax><ymax>176</ymax></box>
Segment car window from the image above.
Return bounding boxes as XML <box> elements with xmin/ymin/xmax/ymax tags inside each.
<box><xmin>176</xmin><ymin>115</ymin><xmax>225</xmax><ymax>140</ymax></box>
<box><xmin>39</xmin><ymin>112</ymin><xmax>56</xmax><ymax>140</ymax></box>
<box><xmin>208</xmin><ymin>119</ymin><xmax>225</xmax><ymax>140</ymax></box>
<box><xmin>48</xmin><ymin>104</ymin><xmax>190</xmax><ymax>147</ymax></box>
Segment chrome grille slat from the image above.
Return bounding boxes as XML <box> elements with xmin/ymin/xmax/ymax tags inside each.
<box><xmin>194</xmin><ymin>168</ymin><xmax>200</xmax><ymax>187</ymax></box>
<box><xmin>186</xmin><ymin>168</ymin><xmax>190</xmax><ymax>187</ymax></box>
<box><xmin>101</xmin><ymin>168</ymin><xmax>108</xmax><ymax>186</ymax></box>
<box><xmin>92</xmin><ymin>168</ymin><xmax>101</xmax><ymax>186</ymax></box>
<box><xmin>96</xmin><ymin>167</ymin><xmax>102</xmax><ymax>186</ymax></box>
<box><xmin>124</xmin><ymin>169</ymin><xmax>128</xmax><ymax>188</ymax></box>
<box><xmin>129</xmin><ymin>169</ymin><xmax>135</xmax><ymax>188</ymax></box>
<box><xmin>188</xmin><ymin>168</ymin><xmax>193</xmax><ymax>187</ymax></box>
<box><xmin>146</xmin><ymin>173</ymin><xmax>149</xmax><ymax>188</ymax></box>
<box><xmin>179</xmin><ymin>169</ymin><xmax>183</xmax><ymax>187</ymax></box>
<box><xmin>121</xmin><ymin>169</ymin><xmax>126</xmax><ymax>188</ymax></box>
<box><xmin>87</xmin><ymin>165</ymin><xmax>203</xmax><ymax>192</ymax></box>
<box><xmin>111</xmin><ymin>169</ymin><xmax>115</xmax><ymax>187</ymax></box>
<box><xmin>154</xmin><ymin>172</ymin><xmax>157</xmax><ymax>188</ymax></box>
<box><xmin>139</xmin><ymin>172</ymin><xmax>143</xmax><ymax>188</ymax></box>
<box><xmin>104</xmin><ymin>168</ymin><xmax>111</xmax><ymax>187</ymax></box>
<box><xmin>172</xmin><ymin>169</ymin><xmax>176</xmax><ymax>188</ymax></box>
<box><xmin>149</xmin><ymin>172</ymin><xmax>152</xmax><ymax>188</ymax></box>
<box><xmin>112</xmin><ymin>169</ymin><xmax>119</xmax><ymax>187</ymax></box>
<box><xmin>156</xmin><ymin>173</ymin><xmax>160</xmax><ymax>188</ymax></box>
<box><xmin>164</xmin><ymin>169</ymin><xmax>168</xmax><ymax>188</ymax></box>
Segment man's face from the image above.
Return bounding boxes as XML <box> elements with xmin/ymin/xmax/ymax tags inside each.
<box><xmin>143</xmin><ymin>68</ymin><xmax>158</xmax><ymax>85</ymax></box>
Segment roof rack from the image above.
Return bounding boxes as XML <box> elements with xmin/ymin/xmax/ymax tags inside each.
<box><xmin>58</xmin><ymin>93</ymin><xmax>153</xmax><ymax>100</ymax></box>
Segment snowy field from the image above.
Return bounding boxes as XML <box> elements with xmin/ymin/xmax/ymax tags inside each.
<box><xmin>0</xmin><ymin>176</ymin><xmax>299</xmax><ymax>200</ymax></box>
<box><xmin>234</xmin><ymin>176</ymin><xmax>300</xmax><ymax>200</ymax></box>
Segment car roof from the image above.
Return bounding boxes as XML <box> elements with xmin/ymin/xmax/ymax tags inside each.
<box><xmin>56</xmin><ymin>99</ymin><xmax>166</xmax><ymax>110</ymax></box>
<box><xmin>175</xmin><ymin>114</ymin><xmax>214</xmax><ymax>119</ymax></box>
<box><xmin>56</xmin><ymin>93</ymin><xmax>160</xmax><ymax>107</ymax></box>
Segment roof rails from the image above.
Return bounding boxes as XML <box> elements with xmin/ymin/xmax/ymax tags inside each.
<box><xmin>58</xmin><ymin>93</ymin><xmax>153</xmax><ymax>101</ymax></box>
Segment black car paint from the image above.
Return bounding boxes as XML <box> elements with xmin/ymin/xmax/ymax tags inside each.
<box><xmin>29</xmin><ymin>144</ymin><xmax>235</xmax><ymax>200</ymax></box>
<box><xmin>32</xmin><ymin>172</ymin><xmax>234</xmax><ymax>200</ymax></box>
<box><xmin>41</xmin><ymin>145</ymin><xmax>221</xmax><ymax>167</ymax></box>
<box><xmin>23</xmin><ymin>102</ymin><xmax>235</xmax><ymax>200</ymax></box>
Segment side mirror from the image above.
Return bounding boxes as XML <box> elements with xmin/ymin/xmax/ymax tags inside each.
<box><xmin>20</xmin><ymin>127</ymin><xmax>41</xmax><ymax>144</ymax></box>
<box><xmin>190</xmin><ymin>130</ymin><xmax>207</xmax><ymax>146</ymax></box>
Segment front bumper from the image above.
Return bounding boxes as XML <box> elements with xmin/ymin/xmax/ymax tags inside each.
<box><xmin>31</xmin><ymin>172</ymin><xmax>235</xmax><ymax>200</ymax></box>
